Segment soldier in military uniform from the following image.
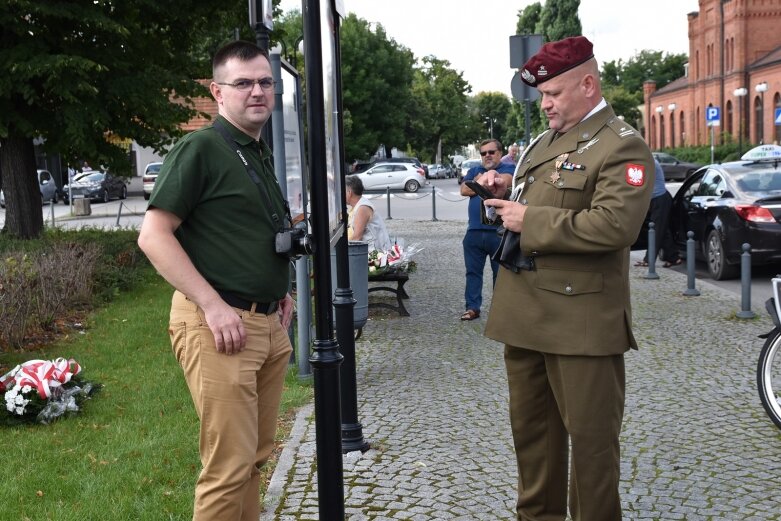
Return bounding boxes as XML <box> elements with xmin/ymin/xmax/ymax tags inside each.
<box><xmin>477</xmin><ymin>36</ymin><xmax>654</xmax><ymax>521</ymax></box>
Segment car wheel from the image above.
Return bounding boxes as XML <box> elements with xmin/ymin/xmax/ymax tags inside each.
<box><xmin>404</xmin><ymin>180</ymin><xmax>420</xmax><ymax>193</ymax></box>
<box><xmin>120</xmin><ymin>186</ymin><xmax>127</xmax><ymax>200</ymax></box>
<box><xmin>144</xmin><ymin>192</ymin><xmax>151</xmax><ymax>201</ymax></box>
<box><xmin>102</xmin><ymin>189</ymin><xmax>110</xmax><ymax>203</ymax></box>
<box><xmin>51</xmin><ymin>192</ymin><xmax>58</xmax><ymax>204</ymax></box>
<box><xmin>705</xmin><ymin>229</ymin><xmax>738</xmax><ymax>280</ymax></box>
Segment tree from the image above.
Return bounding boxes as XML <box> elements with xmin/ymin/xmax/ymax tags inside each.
<box><xmin>516</xmin><ymin>3</ymin><xmax>542</xmax><ymax>35</ymax></box>
<box><xmin>474</xmin><ymin>92</ymin><xmax>512</xmax><ymax>145</ymax></box>
<box><xmin>601</xmin><ymin>50</ymin><xmax>687</xmax><ymax>94</ymax></box>
<box><xmin>339</xmin><ymin>14</ymin><xmax>415</xmax><ymax>161</ymax></box>
<box><xmin>408</xmin><ymin>56</ymin><xmax>473</xmax><ymax>162</ymax></box>
<box><xmin>0</xmin><ymin>0</ymin><xmax>228</xmax><ymax>238</ymax></box>
<box><xmin>536</xmin><ymin>0</ymin><xmax>582</xmax><ymax>42</ymax></box>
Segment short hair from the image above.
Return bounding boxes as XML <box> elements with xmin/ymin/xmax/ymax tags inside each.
<box><xmin>479</xmin><ymin>138</ymin><xmax>503</xmax><ymax>151</ymax></box>
<box><xmin>345</xmin><ymin>175</ymin><xmax>364</xmax><ymax>196</ymax></box>
<box><xmin>212</xmin><ymin>41</ymin><xmax>269</xmax><ymax>79</ymax></box>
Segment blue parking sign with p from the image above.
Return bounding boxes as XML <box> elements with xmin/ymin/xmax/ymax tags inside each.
<box><xmin>775</xmin><ymin>107</ymin><xmax>781</xmax><ymax>126</ymax></box>
<box><xmin>706</xmin><ymin>106</ymin><xmax>720</xmax><ymax>126</ymax></box>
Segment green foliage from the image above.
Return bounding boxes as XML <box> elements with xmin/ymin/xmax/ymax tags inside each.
<box><xmin>474</xmin><ymin>93</ymin><xmax>512</xmax><ymax>145</ymax></box>
<box><xmin>601</xmin><ymin>50</ymin><xmax>688</xmax><ymax>95</ymax></box>
<box><xmin>536</xmin><ymin>0</ymin><xmax>582</xmax><ymax>42</ymax></box>
<box><xmin>517</xmin><ymin>3</ymin><xmax>542</xmax><ymax>34</ymax></box>
<box><xmin>340</xmin><ymin>14</ymin><xmax>416</xmax><ymax>160</ymax></box>
<box><xmin>0</xmin><ymin>229</ymin><xmax>149</xmax><ymax>349</ymax></box>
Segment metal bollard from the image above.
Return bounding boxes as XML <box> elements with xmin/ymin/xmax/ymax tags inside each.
<box><xmin>50</xmin><ymin>201</ymin><xmax>56</xmax><ymax>227</ymax></box>
<box><xmin>736</xmin><ymin>243</ymin><xmax>756</xmax><ymax>319</ymax></box>
<box><xmin>115</xmin><ymin>202</ymin><xmax>124</xmax><ymax>227</ymax></box>
<box><xmin>431</xmin><ymin>186</ymin><xmax>438</xmax><ymax>222</ymax></box>
<box><xmin>386</xmin><ymin>186</ymin><xmax>392</xmax><ymax>220</ymax></box>
<box><xmin>644</xmin><ymin>222</ymin><xmax>659</xmax><ymax>280</ymax></box>
<box><xmin>682</xmin><ymin>231</ymin><xmax>700</xmax><ymax>296</ymax></box>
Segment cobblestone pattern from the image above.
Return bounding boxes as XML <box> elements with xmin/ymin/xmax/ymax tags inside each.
<box><xmin>263</xmin><ymin>220</ymin><xmax>781</xmax><ymax>521</ymax></box>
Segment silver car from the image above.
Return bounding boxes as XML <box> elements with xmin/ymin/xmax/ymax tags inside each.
<box><xmin>355</xmin><ymin>162</ymin><xmax>427</xmax><ymax>193</ymax></box>
<box><xmin>0</xmin><ymin>169</ymin><xmax>59</xmax><ymax>208</ymax></box>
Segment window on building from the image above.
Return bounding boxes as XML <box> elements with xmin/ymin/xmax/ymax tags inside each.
<box><xmin>775</xmin><ymin>93</ymin><xmax>781</xmax><ymax>144</ymax></box>
<box><xmin>659</xmin><ymin>115</ymin><xmax>666</xmax><ymax>149</ymax></box>
<box><xmin>726</xmin><ymin>100</ymin><xmax>733</xmax><ymax>136</ymax></box>
<box><xmin>680</xmin><ymin>111</ymin><xmax>685</xmax><ymax>145</ymax></box>
<box><xmin>755</xmin><ymin>95</ymin><xmax>764</xmax><ymax>143</ymax></box>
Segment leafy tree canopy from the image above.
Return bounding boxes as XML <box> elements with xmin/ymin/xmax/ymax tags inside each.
<box><xmin>601</xmin><ymin>49</ymin><xmax>688</xmax><ymax>94</ymax></box>
<box><xmin>536</xmin><ymin>0</ymin><xmax>582</xmax><ymax>42</ymax></box>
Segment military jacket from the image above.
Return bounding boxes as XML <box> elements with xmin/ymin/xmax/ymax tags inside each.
<box><xmin>484</xmin><ymin>105</ymin><xmax>653</xmax><ymax>356</ymax></box>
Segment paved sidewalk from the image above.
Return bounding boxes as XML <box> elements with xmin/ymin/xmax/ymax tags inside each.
<box><xmin>264</xmin><ymin>219</ymin><xmax>780</xmax><ymax>521</ymax></box>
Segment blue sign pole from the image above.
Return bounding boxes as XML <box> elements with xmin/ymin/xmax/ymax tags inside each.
<box><xmin>706</xmin><ymin>107</ymin><xmax>720</xmax><ymax>164</ymax></box>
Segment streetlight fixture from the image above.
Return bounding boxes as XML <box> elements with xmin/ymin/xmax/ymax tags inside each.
<box><xmin>668</xmin><ymin>103</ymin><xmax>677</xmax><ymax>148</ymax></box>
<box><xmin>734</xmin><ymin>87</ymin><xmax>748</xmax><ymax>156</ymax></box>
<box><xmin>483</xmin><ymin>116</ymin><xmax>495</xmax><ymax>139</ymax></box>
<box><xmin>755</xmin><ymin>82</ymin><xmax>768</xmax><ymax>143</ymax></box>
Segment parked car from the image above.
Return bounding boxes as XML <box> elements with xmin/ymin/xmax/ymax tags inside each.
<box><xmin>353</xmin><ymin>162</ymin><xmax>427</xmax><ymax>193</ymax></box>
<box><xmin>458</xmin><ymin>159</ymin><xmax>482</xmax><ymax>184</ymax></box>
<box><xmin>668</xmin><ymin>145</ymin><xmax>781</xmax><ymax>280</ymax></box>
<box><xmin>142</xmin><ymin>162</ymin><xmax>163</xmax><ymax>200</ymax></box>
<box><xmin>0</xmin><ymin>169</ymin><xmax>59</xmax><ymax>208</ymax></box>
<box><xmin>653</xmin><ymin>152</ymin><xmax>702</xmax><ymax>181</ymax></box>
<box><xmin>427</xmin><ymin>164</ymin><xmax>448</xmax><ymax>179</ymax></box>
<box><xmin>62</xmin><ymin>171</ymin><xmax>128</xmax><ymax>204</ymax></box>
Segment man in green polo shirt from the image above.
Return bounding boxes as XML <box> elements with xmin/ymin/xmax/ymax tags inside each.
<box><xmin>138</xmin><ymin>40</ymin><xmax>294</xmax><ymax>521</ymax></box>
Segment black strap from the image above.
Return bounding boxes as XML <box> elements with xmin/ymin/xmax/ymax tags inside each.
<box><xmin>212</xmin><ymin>119</ymin><xmax>287</xmax><ymax>231</ymax></box>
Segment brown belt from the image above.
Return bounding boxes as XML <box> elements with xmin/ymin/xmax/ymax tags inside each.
<box><xmin>217</xmin><ymin>291</ymin><xmax>278</xmax><ymax>314</ymax></box>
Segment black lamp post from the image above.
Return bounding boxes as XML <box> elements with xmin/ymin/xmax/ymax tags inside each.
<box><xmin>302</xmin><ymin>0</ymin><xmax>345</xmax><ymax>518</ymax></box>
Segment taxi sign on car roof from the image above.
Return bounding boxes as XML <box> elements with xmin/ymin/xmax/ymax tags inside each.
<box><xmin>741</xmin><ymin>144</ymin><xmax>781</xmax><ymax>161</ymax></box>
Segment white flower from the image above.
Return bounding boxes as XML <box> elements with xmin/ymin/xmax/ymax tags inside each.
<box><xmin>14</xmin><ymin>406</ymin><xmax>24</xmax><ymax>415</ymax></box>
<box><xmin>21</xmin><ymin>385</ymin><xmax>31</xmax><ymax>393</ymax></box>
<box><xmin>15</xmin><ymin>394</ymin><xmax>25</xmax><ymax>405</ymax></box>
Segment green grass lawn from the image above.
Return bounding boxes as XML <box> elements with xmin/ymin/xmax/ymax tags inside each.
<box><xmin>0</xmin><ymin>271</ymin><xmax>312</xmax><ymax>520</ymax></box>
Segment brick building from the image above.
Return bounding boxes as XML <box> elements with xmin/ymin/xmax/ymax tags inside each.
<box><xmin>644</xmin><ymin>0</ymin><xmax>781</xmax><ymax>151</ymax></box>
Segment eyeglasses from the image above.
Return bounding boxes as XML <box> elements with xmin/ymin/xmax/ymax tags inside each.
<box><xmin>480</xmin><ymin>149</ymin><xmax>499</xmax><ymax>156</ymax></box>
<box><xmin>217</xmin><ymin>78</ymin><xmax>276</xmax><ymax>91</ymax></box>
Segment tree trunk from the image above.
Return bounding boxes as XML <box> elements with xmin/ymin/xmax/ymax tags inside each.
<box><xmin>0</xmin><ymin>137</ymin><xmax>44</xmax><ymax>239</ymax></box>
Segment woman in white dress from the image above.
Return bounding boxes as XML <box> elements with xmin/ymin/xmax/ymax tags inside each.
<box><xmin>345</xmin><ymin>175</ymin><xmax>392</xmax><ymax>253</ymax></box>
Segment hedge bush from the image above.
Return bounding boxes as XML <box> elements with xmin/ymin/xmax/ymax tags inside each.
<box><xmin>0</xmin><ymin>229</ymin><xmax>149</xmax><ymax>350</ymax></box>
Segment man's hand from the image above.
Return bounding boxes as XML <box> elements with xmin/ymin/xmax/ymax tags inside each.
<box><xmin>484</xmin><ymin>199</ymin><xmax>527</xmax><ymax>233</ymax></box>
<box><xmin>202</xmin><ymin>299</ymin><xmax>247</xmax><ymax>355</ymax></box>
<box><xmin>278</xmin><ymin>293</ymin><xmax>295</xmax><ymax>330</ymax></box>
<box><xmin>478</xmin><ymin>171</ymin><xmax>512</xmax><ymax>197</ymax></box>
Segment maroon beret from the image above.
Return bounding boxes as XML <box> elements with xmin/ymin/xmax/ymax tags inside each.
<box><xmin>520</xmin><ymin>36</ymin><xmax>594</xmax><ymax>86</ymax></box>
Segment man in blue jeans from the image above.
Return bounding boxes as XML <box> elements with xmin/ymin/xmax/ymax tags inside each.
<box><xmin>459</xmin><ymin>138</ymin><xmax>516</xmax><ymax>320</ymax></box>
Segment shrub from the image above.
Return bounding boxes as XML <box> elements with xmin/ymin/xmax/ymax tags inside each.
<box><xmin>0</xmin><ymin>229</ymin><xmax>148</xmax><ymax>350</ymax></box>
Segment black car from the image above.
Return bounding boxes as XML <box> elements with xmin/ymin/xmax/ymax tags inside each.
<box><xmin>668</xmin><ymin>145</ymin><xmax>781</xmax><ymax>280</ymax></box>
<box><xmin>62</xmin><ymin>170</ymin><xmax>128</xmax><ymax>204</ymax></box>
<box><xmin>653</xmin><ymin>152</ymin><xmax>702</xmax><ymax>181</ymax></box>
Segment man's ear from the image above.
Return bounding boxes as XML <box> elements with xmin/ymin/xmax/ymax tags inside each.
<box><xmin>209</xmin><ymin>82</ymin><xmax>223</xmax><ymax>104</ymax></box>
<box><xmin>581</xmin><ymin>74</ymin><xmax>596</xmax><ymax>98</ymax></box>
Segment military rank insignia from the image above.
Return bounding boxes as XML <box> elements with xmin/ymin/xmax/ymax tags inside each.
<box><xmin>625</xmin><ymin>164</ymin><xmax>645</xmax><ymax>186</ymax></box>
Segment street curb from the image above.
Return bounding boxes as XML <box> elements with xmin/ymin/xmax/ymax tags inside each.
<box><xmin>261</xmin><ymin>402</ymin><xmax>314</xmax><ymax>520</ymax></box>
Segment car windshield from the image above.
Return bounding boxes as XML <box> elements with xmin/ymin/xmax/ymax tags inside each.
<box><xmin>733</xmin><ymin>167</ymin><xmax>781</xmax><ymax>193</ymax></box>
<box><xmin>74</xmin><ymin>172</ymin><xmax>104</xmax><ymax>182</ymax></box>
<box><xmin>463</xmin><ymin>160</ymin><xmax>481</xmax><ymax>169</ymax></box>
<box><xmin>146</xmin><ymin>164</ymin><xmax>162</xmax><ymax>174</ymax></box>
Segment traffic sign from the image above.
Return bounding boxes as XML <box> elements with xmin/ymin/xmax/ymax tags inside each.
<box><xmin>775</xmin><ymin>107</ymin><xmax>781</xmax><ymax>126</ymax></box>
<box><xmin>706</xmin><ymin>106</ymin><xmax>721</xmax><ymax>127</ymax></box>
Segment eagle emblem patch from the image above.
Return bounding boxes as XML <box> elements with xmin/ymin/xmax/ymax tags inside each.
<box><xmin>625</xmin><ymin>164</ymin><xmax>645</xmax><ymax>186</ymax></box>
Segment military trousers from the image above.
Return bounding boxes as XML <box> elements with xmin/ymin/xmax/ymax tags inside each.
<box><xmin>169</xmin><ymin>291</ymin><xmax>292</xmax><ymax>521</ymax></box>
<box><xmin>504</xmin><ymin>345</ymin><xmax>625</xmax><ymax>521</ymax></box>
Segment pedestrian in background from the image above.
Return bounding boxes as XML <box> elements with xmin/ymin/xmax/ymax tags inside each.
<box><xmin>138</xmin><ymin>40</ymin><xmax>294</xmax><ymax>521</ymax></box>
<box><xmin>501</xmin><ymin>142</ymin><xmax>520</xmax><ymax>165</ymax></box>
<box><xmin>477</xmin><ymin>36</ymin><xmax>653</xmax><ymax>520</ymax></box>
<box><xmin>635</xmin><ymin>157</ymin><xmax>682</xmax><ymax>268</ymax></box>
<box><xmin>458</xmin><ymin>138</ymin><xmax>515</xmax><ymax>321</ymax></box>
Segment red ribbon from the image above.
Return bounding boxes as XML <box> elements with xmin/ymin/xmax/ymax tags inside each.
<box><xmin>1</xmin><ymin>358</ymin><xmax>82</xmax><ymax>399</ymax></box>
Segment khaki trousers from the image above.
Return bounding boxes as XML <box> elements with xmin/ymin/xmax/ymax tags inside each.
<box><xmin>504</xmin><ymin>345</ymin><xmax>625</xmax><ymax>521</ymax></box>
<box><xmin>169</xmin><ymin>291</ymin><xmax>292</xmax><ymax>521</ymax></box>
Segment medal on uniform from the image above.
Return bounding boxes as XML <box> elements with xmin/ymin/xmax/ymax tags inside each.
<box><xmin>551</xmin><ymin>153</ymin><xmax>567</xmax><ymax>183</ymax></box>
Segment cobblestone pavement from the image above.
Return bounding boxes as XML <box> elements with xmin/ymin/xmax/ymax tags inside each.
<box><xmin>263</xmin><ymin>219</ymin><xmax>781</xmax><ymax>521</ymax></box>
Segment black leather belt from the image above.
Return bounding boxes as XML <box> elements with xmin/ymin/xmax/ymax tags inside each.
<box><xmin>217</xmin><ymin>291</ymin><xmax>278</xmax><ymax>314</ymax></box>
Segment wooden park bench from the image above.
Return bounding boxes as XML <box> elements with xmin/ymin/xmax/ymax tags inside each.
<box><xmin>367</xmin><ymin>269</ymin><xmax>410</xmax><ymax>317</ymax></box>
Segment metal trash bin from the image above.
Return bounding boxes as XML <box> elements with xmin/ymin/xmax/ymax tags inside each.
<box><xmin>330</xmin><ymin>241</ymin><xmax>368</xmax><ymax>330</ymax></box>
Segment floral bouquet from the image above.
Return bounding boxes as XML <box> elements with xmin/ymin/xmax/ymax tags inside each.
<box><xmin>368</xmin><ymin>241</ymin><xmax>422</xmax><ymax>276</ymax></box>
<box><xmin>0</xmin><ymin>358</ymin><xmax>102</xmax><ymax>426</ymax></box>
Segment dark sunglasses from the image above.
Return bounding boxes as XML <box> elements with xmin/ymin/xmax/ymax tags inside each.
<box><xmin>480</xmin><ymin>149</ymin><xmax>499</xmax><ymax>156</ymax></box>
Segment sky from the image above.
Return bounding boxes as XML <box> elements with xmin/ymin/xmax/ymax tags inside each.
<box><xmin>278</xmin><ymin>0</ymin><xmax>700</xmax><ymax>96</ymax></box>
